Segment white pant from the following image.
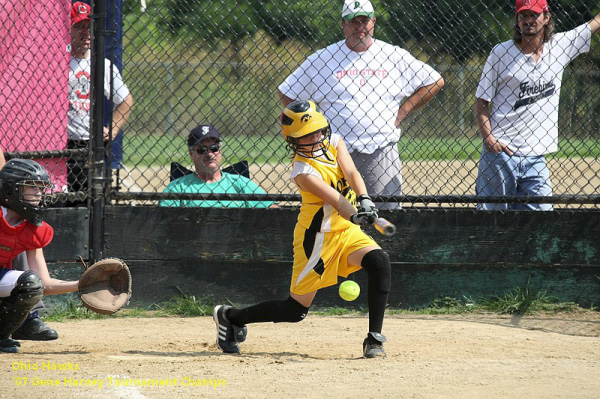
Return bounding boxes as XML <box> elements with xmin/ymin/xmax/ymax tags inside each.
<box><xmin>0</xmin><ymin>270</ymin><xmax>24</xmax><ymax>297</ymax></box>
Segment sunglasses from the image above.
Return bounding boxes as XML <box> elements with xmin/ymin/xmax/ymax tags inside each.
<box><xmin>194</xmin><ymin>144</ymin><xmax>221</xmax><ymax>155</ymax></box>
<box><xmin>345</xmin><ymin>17</ymin><xmax>374</xmax><ymax>27</ymax></box>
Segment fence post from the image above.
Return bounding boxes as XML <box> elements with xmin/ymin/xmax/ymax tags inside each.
<box><xmin>90</xmin><ymin>0</ymin><xmax>108</xmax><ymax>263</ymax></box>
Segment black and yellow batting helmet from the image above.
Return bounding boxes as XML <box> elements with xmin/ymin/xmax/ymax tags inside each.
<box><xmin>280</xmin><ymin>100</ymin><xmax>330</xmax><ymax>156</ymax></box>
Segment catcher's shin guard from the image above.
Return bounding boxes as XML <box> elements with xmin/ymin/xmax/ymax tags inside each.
<box><xmin>0</xmin><ymin>271</ymin><xmax>44</xmax><ymax>339</ymax></box>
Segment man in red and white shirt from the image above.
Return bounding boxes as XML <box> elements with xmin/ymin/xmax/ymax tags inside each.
<box><xmin>67</xmin><ymin>2</ymin><xmax>133</xmax><ymax>196</ymax></box>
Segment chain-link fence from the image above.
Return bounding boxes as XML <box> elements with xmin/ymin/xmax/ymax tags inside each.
<box><xmin>2</xmin><ymin>0</ymin><xmax>599</xmax><ymax>209</ymax></box>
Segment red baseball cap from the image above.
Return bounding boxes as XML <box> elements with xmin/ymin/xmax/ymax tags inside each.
<box><xmin>516</xmin><ymin>0</ymin><xmax>549</xmax><ymax>14</ymax></box>
<box><xmin>71</xmin><ymin>2</ymin><xmax>91</xmax><ymax>25</ymax></box>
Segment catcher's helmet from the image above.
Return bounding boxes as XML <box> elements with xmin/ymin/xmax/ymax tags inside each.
<box><xmin>0</xmin><ymin>159</ymin><xmax>53</xmax><ymax>226</ymax></box>
<box><xmin>281</xmin><ymin>100</ymin><xmax>330</xmax><ymax>158</ymax></box>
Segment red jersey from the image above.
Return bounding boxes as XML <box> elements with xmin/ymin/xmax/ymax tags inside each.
<box><xmin>0</xmin><ymin>210</ymin><xmax>53</xmax><ymax>269</ymax></box>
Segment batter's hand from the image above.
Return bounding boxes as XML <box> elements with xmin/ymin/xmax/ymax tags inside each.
<box><xmin>483</xmin><ymin>135</ymin><xmax>513</xmax><ymax>156</ymax></box>
<box><xmin>352</xmin><ymin>194</ymin><xmax>378</xmax><ymax>225</ymax></box>
<box><xmin>351</xmin><ymin>211</ymin><xmax>377</xmax><ymax>225</ymax></box>
<box><xmin>357</xmin><ymin>194</ymin><xmax>376</xmax><ymax>214</ymax></box>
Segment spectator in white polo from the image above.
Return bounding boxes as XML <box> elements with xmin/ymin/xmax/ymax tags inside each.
<box><xmin>278</xmin><ymin>0</ymin><xmax>444</xmax><ymax>209</ymax></box>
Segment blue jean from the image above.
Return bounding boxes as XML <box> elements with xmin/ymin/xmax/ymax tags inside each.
<box><xmin>476</xmin><ymin>150</ymin><xmax>552</xmax><ymax>211</ymax></box>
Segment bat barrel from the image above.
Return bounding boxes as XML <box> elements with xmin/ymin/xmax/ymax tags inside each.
<box><xmin>373</xmin><ymin>218</ymin><xmax>397</xmax><ymax>237</ymax></box>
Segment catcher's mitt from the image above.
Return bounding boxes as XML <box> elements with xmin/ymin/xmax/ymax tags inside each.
<box><xmin>78</xmin><ymin>258</ymin><xmax>132</xmax><ymax>315</ymax></box>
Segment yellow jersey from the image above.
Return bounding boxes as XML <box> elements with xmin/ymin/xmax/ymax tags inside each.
<box><xmin>290</xmin><ymin>133</ymin><xmax>357</xmax><ymax>232</ymax></box>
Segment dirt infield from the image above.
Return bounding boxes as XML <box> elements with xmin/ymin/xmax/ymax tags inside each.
<box><xmin>1</xmin><ymin>313</ymin><xmax>599</xmax><ymax>398</ymax></box>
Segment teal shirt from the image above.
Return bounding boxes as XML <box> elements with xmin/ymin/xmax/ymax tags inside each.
<box><xmin>159</xmin><ymin>172</ymin><xmax>274</xmax><ymax>208</ymax></box>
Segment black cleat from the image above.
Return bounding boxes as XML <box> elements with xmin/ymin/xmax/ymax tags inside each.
<box><xmin>12</xmin><ymin>317</ymin><xmax>58</xmax><ymax>341</ymax></box>
<box><xmin>363</xmin><ymin>332</ymin><xmax>386</xmax><ymax>358</ymax></box>
<box><xmin>0</xmin><ymin>338</ymin><xmax>21</xmax><ymax>353</ymax></box>
<box><xmin>213</xmin><ymin>305</ymin><xmax>247</xmax><ymax>354</ymax></box>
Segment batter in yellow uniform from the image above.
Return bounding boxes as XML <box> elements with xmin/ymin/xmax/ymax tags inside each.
<box><xmin>290</xmin><ymin>132</ymin><xmax>378</xmax><ymax>295</ymax></box>
<box><xmin>214</xmin><ymin>101</ymin><xmax>391</xmax><ymax>358</ymax></box>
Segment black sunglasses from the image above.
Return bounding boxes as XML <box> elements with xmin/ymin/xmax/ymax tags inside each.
<box><xmin>194</xmin><ymin>144</ymin><xmax>221</xmax><ymax>155</ymax></box>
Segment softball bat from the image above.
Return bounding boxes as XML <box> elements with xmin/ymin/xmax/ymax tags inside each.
<box><xmin>373</xmin><ymin>217</ymin><xmax>396</xmax><ymax>237</ymax></box>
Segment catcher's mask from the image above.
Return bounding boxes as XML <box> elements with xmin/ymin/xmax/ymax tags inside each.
<box><xmin>281</xmin><ymin>100</ymin><xmax>331</xmax><ymax>158</ymax></box>
<box><xmin>0</xmin><ymin>159</ymin><xmax>54</xmax><ymax>226</ymax></box>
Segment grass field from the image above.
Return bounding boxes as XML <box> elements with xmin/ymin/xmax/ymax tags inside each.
<box><xmin>42</xmin><ymin>283</ymin><xmax>589</xmax><ymax>323</ymax></box>
<box><xmin>123</xmin><ymin>133</ymin><xmax>600</xmax><ymax>167</ymax></box>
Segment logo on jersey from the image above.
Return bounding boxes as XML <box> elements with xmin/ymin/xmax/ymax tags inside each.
<box><xmin>330</xmin><ymin>177</ymin><xmax>353</xmax><ymax>201</ymax></box>
<box><xmin>69</xmin><ymin>68</ymin><xmax>92</xmax><ymax>115</ymax></box>
<box><xmin>73</xmin><ymin>71</ymin><xmax>91</xmax><ymax>100</ymax></box>
<box><xmin>0</xmin><ymin>244</ymin><xmax>12</xmax><ymax>252</ymax></box>
<box><xmin>336</xmin><ymin>68</ymin><xmax>388</xmax><ymax>86</ymax></box>
<box><xmin>513</xmin><ymin>80</ymin><xmax>555</xmax><ymax>110</ymax></box>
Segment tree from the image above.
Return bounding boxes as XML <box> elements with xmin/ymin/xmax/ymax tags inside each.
<box><xmin>161</xmin><ymin>0</ymin><xmax>339</xmax><ymax>45</ymax></box>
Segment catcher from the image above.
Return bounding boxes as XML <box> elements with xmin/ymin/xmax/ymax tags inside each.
<box><xmin>0</xmin><ymin>159</ymin><xmax>130</xmax><ymax>353</ymax></box>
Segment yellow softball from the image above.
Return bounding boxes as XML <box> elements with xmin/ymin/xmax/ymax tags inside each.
<box><xmin>339</xmin><ymin>280</ymin><xmax>360</xmax><ymax>301</ymax></box>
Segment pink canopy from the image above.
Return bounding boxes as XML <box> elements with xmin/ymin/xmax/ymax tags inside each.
<box><xmin>0</xmin><ymin>0</ymin><xmax>71</xmax><ymax>191</ymax></box>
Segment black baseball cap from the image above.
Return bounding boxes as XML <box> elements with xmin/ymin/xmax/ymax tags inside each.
<box><xmin>188</xmin><ymin>124</ymin><xmax>221</xmax><ymax>147</ymax></box>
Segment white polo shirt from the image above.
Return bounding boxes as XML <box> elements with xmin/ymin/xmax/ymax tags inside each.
<box><xmin>279</xmin><ymin>39</ymin><xmax>442</xmax><ymax>154</ymax></box>
<box><xmin>476</xmin><ymin>24</ymin><xmax>591</xmax><ymax>156</ymax></box>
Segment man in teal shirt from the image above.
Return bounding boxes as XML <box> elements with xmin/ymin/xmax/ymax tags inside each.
<box><xmin>160</xmin><ymin>125</ymin><xmax>274</xmax><ymax>208</ymax></box>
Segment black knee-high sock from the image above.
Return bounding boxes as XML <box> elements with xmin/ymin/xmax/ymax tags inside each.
<box><xmin>227</xmin><ymin>296</ymin><xmax>309</xmax><ymax>326</ymax></box>
<box><xmin>361</xmin><ymin>249</ymin><xmax>391</xmax><ymax>333</ymax></box>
